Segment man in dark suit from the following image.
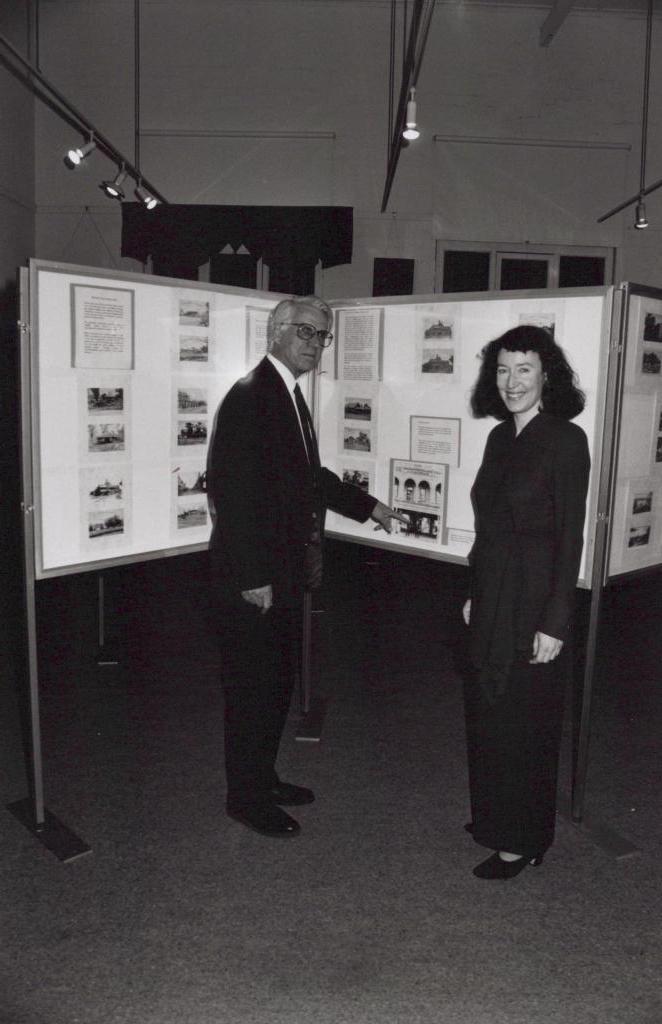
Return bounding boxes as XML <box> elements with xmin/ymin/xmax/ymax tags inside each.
<box><xmin>208</xmin><ymin>295</ymin><xmax>404</xmax><ymax>837</ymax></box>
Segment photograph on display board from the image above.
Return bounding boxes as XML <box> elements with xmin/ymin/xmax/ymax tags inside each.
<box><xmin>245</xmin><ymin>305</ymin><xmax>270</xmax><ymax>368</ymax></box>
<box><xmin>343</xmin><ymin>425</ymin><xmax>372</xmax><ymax>454</ymax></box>
<box><xmin>171</xmin><ymin>461</ymin><xmax>210</xmax><ymax>536</ymax></box>
<box><xmin>87</xmin><ymin>422</ymin><xmax>125</xmax><ymax>453</ymax></box>
<box><xmin>87</xmin><ymin>386</ymin><xmax>124</xmax><ymax>413</ymax></box>
<box><xmin>621</xmin><ymin>478</ymin><xmax>660</xmax><ymax>566</ymax></box>
<box><xmin>341</xmin><ymin>462</ymin><xmax>373</xmax><ymax>494</ymax></box>
<box><xmin>80</xmin><ymin>464</ymin><xmax>131</xmax><ymax>551</ymax></box>
<box><xmin>176</xmin><ymin>384</ymin><xmax>208</xmax><ymax>416</ymax></box>
<box><xmin>176</xmin><ymin>419</ymin><xmax>208</xmax><ymax>448</ymax></box>
<box><xmin>177</xmin><ymin>333</ymin><xmax>210</xmax><ymax>367</ymax></box>
<box><xmin>632</xmin><ymin>302</ymin><xmax>662</xmax><ymax>386</ymax></box>
<box><xmin>415</xmin><ymin>309</ymin><xmax>460</xmax><ymax>382</ymax></box>
<box><xmin>338</xmin><ymin>385</ymin><xmax>379</xmax><ymax>456</ymax></box>
<box><xmin>179</xmin><ymin>297</ymin><xmax>210</xmax><ymax>328</ymax></box>
<box><xmin>410</xmin><ymin>415</ymin><xmax>461</xmax><ymax>468</ymax></box>
<box><xmin>334</xmin><ymin>306</ymin><xmax>383</xmax><ymax>382</ymax></box>
<box><xmin>389</xmin><ymin>459</ymin><xmax>447</xmax><ymax>544</ymax></box>
<box><xmin>71</xmin><ymin>284</ymin><xmax>135</xmax><ymax>370</ymax></box>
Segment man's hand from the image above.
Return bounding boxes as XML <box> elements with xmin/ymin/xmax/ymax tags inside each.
<box><xmin>530</xmin><ymin>630</ymin><xmax>563</xmax><ymax>664</ymax></box>
<box><xmin>370</xmin><ymin>501</ymin><xmax>409</xmax><ymax>533</ymax></box>
<box><xmin>241</xmin><ymin>584</ymin><xmax>273</xmax><ymax>614</ymax></box>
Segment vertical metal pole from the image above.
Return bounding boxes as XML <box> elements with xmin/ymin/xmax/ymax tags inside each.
<box><xmin>98</xmin><ymin>574</ymin><xmax>105</xmax><ymax>648</ymax></box>
<box><xmin>572</xmin><ymin>286</ymin><xmax>627</xmax><ymax>821</ymax></box>
<box><xmin>300</xmin><ymin>592</ymin><xmax>313</xmax><ymax>715</ymax></box>
<box><xmin>17</xmin><ymin>272</ymin><xmax>46</xmax><ymax>828</ymax></box>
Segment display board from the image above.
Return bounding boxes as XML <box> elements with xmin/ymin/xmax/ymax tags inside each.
<box><xmin>608</xmin><ymin>284</ymin><xmax>662</xmax><ymax>578</ymax></box>
<box><xmin>28</xmin><ymin>260</ymin><xmax>287</xmax><ymax>578</ymax></box>
<box><xmin>318</xmin><ymin>288</ymin><xmax>613</xmax><ymax>587</ymax></box>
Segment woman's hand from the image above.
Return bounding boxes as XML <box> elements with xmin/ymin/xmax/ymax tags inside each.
<box><xmin>530</xmin><ymin>630</ymin><xmax>563</xmax><ymax>663</ymax></box>
<box><xmin>462</xmin><ymin>599</ymin><xmax>471</xmax><ymax>626</ymax></box>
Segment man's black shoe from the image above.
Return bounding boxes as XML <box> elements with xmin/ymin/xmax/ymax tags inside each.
<box><xmin>269</xmin><ymin>782</ymin><xmax>315</xmax><ymax>806</ymax></box>
<box><xmin>227</xmin><ymin>802</ymin><xmax>301</xmax><ymax>836</ymax></box>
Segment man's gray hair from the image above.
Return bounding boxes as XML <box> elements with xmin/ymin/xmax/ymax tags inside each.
<box><xmin>266</xmin><ymin>295</ymin><xmax>333</xmax><ymax>349</ymax></box>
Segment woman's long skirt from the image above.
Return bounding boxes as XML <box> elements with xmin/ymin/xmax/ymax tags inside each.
<box><xmin>463</xmin><ymin>650</ymin><xmax>568</xmax><ymax>859</ymax></box>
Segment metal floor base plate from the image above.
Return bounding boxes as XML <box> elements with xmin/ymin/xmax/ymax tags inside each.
<box><xmin>295</xmin><ymin>697</ymin><xmax>327</xmax><ymax>742</ymax></box>
<box><xmin>8</xmin><ymin>799</ymin><xmax>92</xmax><ymax>862</ymax></box>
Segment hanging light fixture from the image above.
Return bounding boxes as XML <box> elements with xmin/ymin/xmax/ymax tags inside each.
<box><xmin>99</xmin><ymin>165</ymin><xmax>127</xmax><ymax>200</ymax></box>
<box><xmin>402</xmin><ymin>87</ymin><xmax>420</xmax><ymax>141</ymax></box>
<box><xmin>64</xmin><ymin>136</ymin><xmax>96</xmax><ymax>169</ymax></box>
<box><xmin>635</xmin><ymin>195</ymin><xmax>649</xmax><ymax>229</ymax></box>
<box><xmin>135</xmin><ymin>182</ymin><xmax>159</xmax><ymax>210</ymax></box>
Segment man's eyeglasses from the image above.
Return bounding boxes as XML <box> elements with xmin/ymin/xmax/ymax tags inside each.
<box><xmin>279</xmin><ymin>322</ymin><xmax>334</xmax><ymax>347</ymax></box>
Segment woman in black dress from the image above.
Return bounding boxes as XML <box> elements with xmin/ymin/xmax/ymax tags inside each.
<box><xmin>463</xmin><ymin>325</ymin><xmax>590</xmax><ymax>879</ymax></box>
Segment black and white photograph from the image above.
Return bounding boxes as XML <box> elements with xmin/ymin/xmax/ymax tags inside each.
<box><xmin>177</xmin><ymin>419</ymin><xmax>208</xmax><ymax>447</ymax></box>
<box><xmin>344</xmin><ymin>397</ymin><xmax>372</xmax><ymax>421</ymax></box>
<box><xmin>641</xmin><ymin>348</ymin><xmax>662</xmax><ymax>376</ymax></box>
<box><xmin>177</xmin><ymin>467</ymin><xmax>207</xmax><ymax>496</ymax></box>
<box><xmin>88</xmin><ymin>422</ymin><xmax>125</xmax><ymax>452</ymax></box>
<box><xmin>87</xmin><ymin>472</ymin><xmax>123</xmax><ymax>503</ymax></box>
<box><xmin>87</xmin><ymin>387</ymin><xmax>123</xmax><ymax>413</ymax></box>
<box><xmin>657</xmin><ymin>436</ymin><xmax>662</xmax><ymax>463</ymax></box>
<box><xmin>176</xmin><ymin>499</ymin><xmax>208</xmax><ymax>530</ymax></box>
<box><xmin>88</xmin><ymin>508</ymin><xmax>124</xmax><ymax>539</ymax></box>
<box><xmin>392</xmin><ymin>506</ymin><xmax>440</xmax><ymax>541</ymax></box>
<box><xmin>343</xmin><ymin>426</ymin><xmax>371</xmax><ymax>453</ymax></box>
<box><xmin>179</xmin><ymin>334</ymin><xmax>209</xmax><ymax>363</ymax></box>
<box><xmin>628</xmin><ymin>523</ymin><xmax>651</xmax><ymax>548</ymax></box>
<box><xmin>632</xmin><ymin>490</ymin><xmax>653</xmax><ymax>515</ymax></box>
<box><xmin>643</xmin><ymin>312</ymin><xmax>662</xmax><ymax>343</ymax></box>
<box><xmin>342</xmin><ymin>467</ymin><xmax>370</xmax><ymax>492</ymax></box>
<box><xmin>177</xmin><ymin>387</ymin><xmax>208</xmax><ymax>414</ymax></box>
<box><xmin>179</xmin><ymin>298</ymin><xmax>210</xmax><ymax>327</ymax></box>
<box><xmin>420</xmin><ymin>345</ymin><xmax>454</xmax><ymax>375</ymax></box>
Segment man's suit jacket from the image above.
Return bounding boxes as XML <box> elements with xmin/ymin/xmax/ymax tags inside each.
<box><xmin>208</xmin><ymin>357</ymin><xmax>376</xmax><ymax>607</ymax></box>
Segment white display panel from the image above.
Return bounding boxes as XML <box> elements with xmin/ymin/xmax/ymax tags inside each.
<box><xmin>318</xmin><ymin>288</ymin><xmax>612</xmax><ymax>587</ymax></box>
<box><xmin>30</xmin><ymin>261</ymin><xmax>280</xmax><ymax>578</ymax></box>
<box><xmin>609</xmin><ymin>287</ymin><xmax>662</xmax><ymax>578</ymax></box>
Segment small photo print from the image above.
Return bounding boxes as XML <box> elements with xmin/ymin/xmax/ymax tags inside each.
<box><xmin>87</xmin><ymin>387</ymin><xmax>123</xmax><ymax>413</ymax></box>
<box><xmin>421</xmin><ymin>346</ymin><xmax>454</xmax><ymax>375</ymax></box>
<box><xmin>89</xmin><ymin>508</ymin><xmax>124</xmax><ymax>539</ymax></box>
<box><xmin>344</xmin><ymin>397</ymin><xmax>372</xmax><ymax>421</ymax></box>
<box><xmin>177</xmin><ymin>467</ymin><xmax>207</xmax><ymax>495</ymax></box>
<box><xmin>88</xmin><ymin>422</ymin><xmax>125</xmax><ymax>452</ymax></box>
<box><xmin>632</xmin><ymin>490</ymin><xmax>653</xmax><ymax>515</ymax></box>
<box><xmin>656</xmin><ymin>436</ymin><xmax>662</xmax><ymax>463</ymax></box>
<box><xmin>641</xmin><ymin>348</ymin><xmax>662</xmax><ymax>376</ymax></box>
<box><xmin>343</xmin><ymin>426</ymin><xmax>371</xmax><ymax>453</ymax></box>
<box><xmin>628</xmin><ymin>523</ymin><xmax>651</xmax><ymax>548</ymax></box>
<box><xmin>177</xmin><ymin>499</ymin><xmax>208</xmax><ymax>530</ymax></box>
<box><xmin>342</xmin><ymin>468</ymin><xmax>370</xmax><ymax>492</ymax></box>
<box><xmin>177</xmin><ymin>419</ymin><xmax>208</xmax><ymax>447</ymax></box>
<box><xmin>177</xmin><ymin>387</ymin><xmax>208</xmax><ymax>414</ymax></box>
<box><xmin>393</xmin><ymin>506</ymin><xmax>440</xmax><ymax>541</ymax></box>
<box><xmin>179</xmin><ymin>299</ymin><xmax>210</xmax><ymax>327</ymax></box>
<box><xmin>179</xmin><ymin>335</ymin><xmax>209</xmax><ymax>363</ymax></box>
<box><xmin>87</xmin><ymin>472</ymin><xmax>124</xmax><ymax>503</ymax></box>
<box><xmin>643</xmin><ymin>313</ymin><xmax>662</xmax><ymax>343</ymax></box>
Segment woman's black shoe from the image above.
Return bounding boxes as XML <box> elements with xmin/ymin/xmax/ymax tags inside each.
<box><xmin>472</xmin><ymin>851</ymin><xmax>543</xmax><ymax>879</ymax></box>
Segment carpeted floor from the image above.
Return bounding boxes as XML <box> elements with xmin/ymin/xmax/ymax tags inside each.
<box><xmin>1</xmin><ymin>542</ymin><xmax>660</xmax><ymax>1024</ymax></box>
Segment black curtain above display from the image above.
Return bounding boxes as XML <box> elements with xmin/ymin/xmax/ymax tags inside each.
<box><xmin>121</xmin><ymin>204</ymin><xmax>353</xmax><ymax>279</ymax></box>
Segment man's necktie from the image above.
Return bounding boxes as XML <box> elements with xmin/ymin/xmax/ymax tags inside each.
<box><xmin>293</xmin><ymin>383</ymin><xmax>321</xmax><ymax>474</ymax></box>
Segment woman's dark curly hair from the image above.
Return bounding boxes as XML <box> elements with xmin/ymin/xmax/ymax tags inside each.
<box><xmin>470</xmin><ymin>325</ymin><xmax>585</xmax><ymax>421</ymax></box>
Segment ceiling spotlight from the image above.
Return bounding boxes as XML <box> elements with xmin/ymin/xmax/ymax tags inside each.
<box><xmin>100</xmin><ymin>166</ymin><xmax>127</xmax><ymax>200</ymax></box>
<box><xmin>64</xmin><ymin>137</ymin><xmax>96</xmax><ymax>169</ymax></box>
<box><xmin>402</xmin><ymin>87</ymin><xmax>420</xmax><ymax>141</ymax></box>
<box><xmin>135</xmin><ymin>183</ymin><xmax>159</xmax><ymax>210</ymax></box>
<box><xmin>635</xmin><ymin>197</ymin><xmax>649</xmax><ymax>229</ymax></box>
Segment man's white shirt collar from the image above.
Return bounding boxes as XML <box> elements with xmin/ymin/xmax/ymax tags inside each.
<box><xmin>267</xmin><ymin>353</ymin><xmax>298</xmax><ymax>395</ymax></box>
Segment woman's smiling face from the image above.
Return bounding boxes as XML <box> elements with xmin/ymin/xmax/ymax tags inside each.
<box><xmin>496</xmin><ymin>348</ymin><xmax>545</xmax><ymax>419</ymax></box>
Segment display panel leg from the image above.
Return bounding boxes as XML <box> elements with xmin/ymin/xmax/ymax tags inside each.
<box><xmin>97</xmin><ymin>573</ymin><xmax>119</xmax><ymax>668</ymax></box>
<box><xmin>7</xmin><ymin>799</ymin><xmax>92</xmax><ymax>863</ymax></box>
<box><xmin>295</xmin><ymin>595</ymin><xmax>327</xmax><ymax>742</ymax></box>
